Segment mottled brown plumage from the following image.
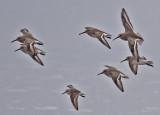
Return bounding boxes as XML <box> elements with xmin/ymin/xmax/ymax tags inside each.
<box><xmin>113</xmin><ymin>8</ymin><xmax>144</xmax><ymax>62</ymax></box>
<box><xmin>97</xmin><ymin>65</ymin><xmax>129</xmax><ymax>92</ymax></box>
<box><xmin>79</xmin><ymin>27</ymin><xmax>112</xmax><ymax>49</ymax></box>
<box><xmin>62</xmin><ymin>85</ymin><xmax>85</xmax><ymax>111</ymax></box>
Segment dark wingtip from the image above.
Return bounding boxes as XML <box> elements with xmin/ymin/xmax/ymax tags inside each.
<box><xmin>39</xmin><ymin>62</ymin><xmax>44</xmax><ymax>66</ymax></box>
<box><xmin>134</xmin><ymin>72</ymin><xmax>137</xmax><ymax>75</ymax></box>
<box><xmin>146</xmin><ymin>64</ymin><xmax>154</xmax><ymax>67</ymax></box>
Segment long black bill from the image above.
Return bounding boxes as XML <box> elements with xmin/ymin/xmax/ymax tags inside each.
<box><xmin>62</xmin><ymin>91</ymin><xmax>66</xmax><ymax>94</ymax></box>
<box><xmin>11</xmin><ymin>39</ymin><xmax>16</xmax><ymax>43</ymax></box>
<box><xmin>14</xmin><ymin>48</ymin><xmax>20</xmax><ymax>52</ymax></box>
<box><xmin>79</xmin><ymin>31</ymin><xmax>86</xmax><ymax>35</ymax></box>
<box><xmin>97</xmin><ymin>72</ymin><xmax>103</xmax><ymax>76</ymax></box>
<box><xmin>120</xmin><ymin>59</ymin><xmax>127</xmax><ymax>63</ymax></box>
<box><xmin>112</xmin><ymin>37</ymin><xmax>119</xmax><ymax>41</ymax></box>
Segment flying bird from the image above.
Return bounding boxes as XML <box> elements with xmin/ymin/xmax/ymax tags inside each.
<box><xmin>120</xmin><ymin>56</ymin><xmax>153</xmax><ymax>75</ymax></box>
<box><xmin>11</xmin><ymin>28</ymin><xmax>44</xmax><ymax>45</ymax></box>
<box><xmin>79</xmin><ymin>27</ymin><xmax>112</xmax><ymax>49</ymax></box>
<box><xmin>14</xmin><ymin>41</ymin><xmax>45</xmax><ymax>66</ymax></box>
<box><xmin>62</xmin><ymin>85</ymin><xmax>85</xmax><ymax>111</ymax></box>
<box><xmin>97</xmin><ymin>65</ymin><xmax>129</xmax><ymax>92</ymax></box>
<box><xmin>113</xmin><ymin>8</ymin><xmax>144</xmax><ymax>62</ymax></box>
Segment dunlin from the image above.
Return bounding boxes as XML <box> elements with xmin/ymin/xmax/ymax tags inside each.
<box><xmin>14</xmin><ymin>41</ymin><xmax>44</xmax><ymax>66</ymax></box>
<box><xmin>11</xmin><ymin>28</ymin><xmax>44</xmax><ymax>45</ymax></box>
<box><xmin>62</xmin><ymin>85</ymin><xmax>85</xmax><ymax>111</ymax></box>
<box><xmin>97</xmin><ymin>65</ymin><xmax>129</xmax><ymax>92</ymax></box>
<box><xmin>113</xmin><ymin>8</ymin><xmax>144</xmax><ymax>62</ymax></box>
<box><xmin>79</xmin><ymin>27</ymin><xmax>112</xmax><ymax>49</ymax></box>
<box><xmin>120</xmin><ymin>56</ymin><xmax>153</xmax><ymax>75</ymax></box>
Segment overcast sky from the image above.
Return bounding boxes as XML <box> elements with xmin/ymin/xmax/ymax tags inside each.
<box><xmin>0</xmin><ymin>0</ymin><xmax>160</xmax><ymax>115</ymax></box>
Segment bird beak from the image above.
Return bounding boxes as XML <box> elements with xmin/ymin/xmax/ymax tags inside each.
<box><xmin>11</xmin><ymin>39</ymin><xmax>16</xmax><ymax>43</ymax></box>
<box><xmin>120</xmin><ymin>59</ymin><xmax>127</xmax><ymax>63</ymax></box>
<box><xmin>14</xmin><ymin>48</ymin><xmax>20</xmax><ymax>52</ymax></box>
<box><xmin>79</xmin><ymin>31</ymin><xmax>86</xmax><ymax>35</ymax></box>
<box><xmin>62</xmin><ymin>91</ymin><xmax>66</xmax><ymax>94</ymax></box>
<box><xmin>97</xmin><ymin>72</ymin><xmax>103</xmax><ymax>76</ymax></box>
<box><xmin>112</xmin><ymin>37</ymin><xmax>119</xmax><ymax>41</ymax></box>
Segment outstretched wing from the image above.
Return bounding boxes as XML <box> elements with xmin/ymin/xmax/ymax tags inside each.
<box><xmin>112</xmin><ymin>75</ymin><xmax>124</xmax><ymax>92</ymax></box>
<box><xmin>98</xmin><ymin>33</ymin><xmax>111</xmax><ymax>49</ymax></box>
<box><xmin>28</xmin><ymin>41</ymin><xmax>36</xmax><ymax>56</ymax></box>
<box><xmin>128</xmin><ymin>38</ymin><xmax>139</xmax><ymax>62</ymax></box>
<box><xmin>121</xmin><ymin>8</ymin><xmax>134</xmax><ymax>33</ymax></box>
<box><xmin>27</xmin><ymin>41</ymin><xmax>44</xmax><ymax>66</ymax></box>
<box><xmin>28</xmin><ymin>53</ymin><xmax>44</xmax><ymax>66</ymax></box>
<box><xmin>105</xmin><ymin>65</ymin><xmax>116</xmax><ymax>69</ymax></box>
<box><xmin>70</xmin><ymin>93</ymin><xmax>79</xmax><ymax>111</ymax></box>
<box><xmin>129</xmin><ymin>61</ymin><xmax>138</xmax><ymax>75</ymax></box>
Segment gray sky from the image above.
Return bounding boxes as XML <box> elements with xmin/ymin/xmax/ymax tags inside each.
<box><xmin>0</xmin><ymin>0</ymin><xmax>160</xmax><ymax>115</ymax></box>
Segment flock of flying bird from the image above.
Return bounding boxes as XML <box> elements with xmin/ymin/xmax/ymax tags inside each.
<box><xmin>11</xmin><ymin>8</ymin><xmax>153</xmax><ymax>111</ymax></box>
<box><xmin>11</xmin><ymin>28</ymin><xmax>45</xmax><ymax>66</ymax></box>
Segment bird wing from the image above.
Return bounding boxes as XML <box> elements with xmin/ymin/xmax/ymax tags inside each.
<box><xmin>28</xmin><ymin>52</ymin><xmax>44</xmax><ymax>66</ymax></box>
<box><xmin>85</xmin><ymin>27</ymin><xmax>100</xmax><ymax>31</ymax></box>
<box><xmin>105</xmin><ymin>65</ymin><xmax>116</xmax><ymax>69</ymax></box>
<box><xmin>27</xmin><ymin>41</ymin><xmax>44</xmax><ymax>66</ymax></box>
<box><xmin>23</xmin><ymin>35</ymin><xmax>43</xmax><ymax>45</ymax></box>
<box><xmin>112</xmin><ymin>75</ymin><xmax>124</xmax><ymax>92</ymax></box>
<box><xmin>128</xmin><ymin>38</ymin><xmax>139</xmax><ymax>62</ymax></box>
<box><xmin>70</xmin><ymin>93</ymin><xmax>79</xmax><ymax>110</ymax></box>
<box><xmin>98</xmin><ymin>33</ymin><xmax>111</xmax><ymax>49</ymax></box>
<box><xmin>129</xmin><ymin>61</ymin><xmax>138</xmax><ymax>75</ymax></box>
<box><xmin>121</xmin><ymin>8</ymin><xmax>134</xmax><ymax>33</ymax></box>
<box><xmin>27</xmin><ymin>41</ymin><xmax>36</xmax><ymax>56</ymax></box>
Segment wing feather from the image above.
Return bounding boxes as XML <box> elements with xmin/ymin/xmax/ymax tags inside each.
<box><xmin>112</xmin><ymin>75</ymin><xmax>124</xmax><ymax>92</ymax></box>
<box><xmin>70</xmin><ymin>93</ymin><xmax>79</xmax><ymax>110</ymax></box>
<box><xmin>121</xmin><ymin>8</ymin><xmax>134</xmax><ymax>32</ymax></box>
<box><xmin>98</xmin><ymin>33</ymin><xmax>111</xmax><ymax>49</ymax></box>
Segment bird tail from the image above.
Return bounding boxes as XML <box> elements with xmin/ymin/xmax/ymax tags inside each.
<box><xmin>105</xmin><ymin>33</ymin><xmax>112</xmax><ymax>39</ymax></box>
<box><xmin>39</xmin><ymin>51</ymin><xmax>46</xmax><ymax>55</ymax></box>
<box><xmin>122</xmin><ymin>75</ymin><xmax>129</xmax><ymax>79</ymax></box>
<box><xmin>80</xmin><ymin>93</ymin><xmax>85</xmax><ymax>98</ymax></box>
<box><xmin>146</xmin><ymin>61</ymin><xmax>154</xmax><ymax>67</ymax></box>
<box><xmin>35</xmin><ymin>40</ymin><xmax>44</xmax><ymax>45</ymax></box>
<box><xmin>137</xmin><ymin>33</ymin><xmax>144</xmax><ymax>45</ymax></box>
